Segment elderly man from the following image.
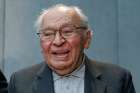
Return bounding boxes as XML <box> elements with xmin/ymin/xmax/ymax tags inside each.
<box><xmin>0</xmin><ymin>70</ymin><xmax>8</xmax><ymax>93</ymax></box>
<box><xmin>8</xmin><ymin>4</ymin><xmax>135</xmax><ymax>93</ymax></box>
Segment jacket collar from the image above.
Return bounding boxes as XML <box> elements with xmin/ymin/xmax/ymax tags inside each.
<box><xmin>84</xmin><ymin>55</ymin><xmax>107</xmax><ymax>93</ymax></box>
<box><xmin>32</xmin><ymin>62</ymin><xmax>55</xmax><ymax>93</ymax></box>
<box><xmin>85</xmin><ymin>56</ymin><xmax>102</xmax><ymax>79</ymax></box>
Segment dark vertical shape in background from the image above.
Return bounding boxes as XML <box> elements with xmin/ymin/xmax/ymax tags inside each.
<box><xmin>0</xmin><ymin>0</ymin><xmax>5</xmax><ymax>72</ymax></box>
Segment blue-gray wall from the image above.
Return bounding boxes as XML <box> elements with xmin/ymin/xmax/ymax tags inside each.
<box><xmin>0</xmin><ymin>0</ymin><xmax>139</xmax><ymax>92</ymax></box>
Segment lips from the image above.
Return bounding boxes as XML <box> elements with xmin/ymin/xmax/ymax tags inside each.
<box><xmin>52</xmin><ymin>49</ymin><xmax>69</xmax><ymax>54</ymax></box>
<box><xmin>51</xmin><ymin>49</ymin><xmax>70</xmax><ymax>60</ymax></box>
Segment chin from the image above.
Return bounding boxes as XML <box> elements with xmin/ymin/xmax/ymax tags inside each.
<box><xmin>50</xmin><ymin>61</ymin><xmax>74</xmax><ymax>70</ymax></box>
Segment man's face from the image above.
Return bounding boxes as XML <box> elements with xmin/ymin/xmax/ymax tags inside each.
<box><xmin>40</xmin><ymin>9</ymin><xmax>91</xmax><ymax>75</ymax></box>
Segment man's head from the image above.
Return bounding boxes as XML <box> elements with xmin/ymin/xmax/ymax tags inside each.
<box><xmin>36</xmin><ymin>4</ymin><xmax>92</xmax><ymax>75</ymax></box>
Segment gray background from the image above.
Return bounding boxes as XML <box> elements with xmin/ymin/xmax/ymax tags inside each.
<box><xmin>0</xmin><ymin>0</ymin><xmax>139</xmax><ymax>92</ymax></box>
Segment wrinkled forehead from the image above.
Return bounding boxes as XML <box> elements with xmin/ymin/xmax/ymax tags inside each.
<box><xmin>41</xmin><ymin>8</ymin><xmax>83</xmax><ymax>29</ymax></box>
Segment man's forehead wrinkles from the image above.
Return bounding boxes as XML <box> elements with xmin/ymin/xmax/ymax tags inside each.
<box><xmin>42</xmin><ymin>17</ymin><xmax>72</xmax><ymax>30</ymax></box>
<box><xmin>41</xmin><ymin>22</ymin><xmax>72</xmax><ymax>31</ymax></box>
<box><xmin>40</xmin><ymin>23</ymin><xmax>75</xmax><ymax>32</ymax></box>
<box><xmin>50</xmin><ymin>16</ymin><xmax>71</xmax><ymax>27</ymax></box>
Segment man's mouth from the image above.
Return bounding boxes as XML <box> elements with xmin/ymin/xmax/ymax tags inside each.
<box><xmin>51</xmin><ymin>50</ymin><xmax>70</xmax><ymax>59</ymax></box>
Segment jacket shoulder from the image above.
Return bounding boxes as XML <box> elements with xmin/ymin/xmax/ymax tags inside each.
<box><xmin>88</xmin><ymin>60</ymin><xmax>135</xmax><ymax>93</ymax></box>
<box><xmin>15</xmin><ymin>63</ymin><xmax>43</xmax><ymax>75</ymax></box>
<box><xmin>89</xmin><ymin>60</ymin><xmax>133</xmax><ymax>86</ymax></box>
<box><xmin>91</xmin><ymin>60</ymin><xmax>131</xmax><ymax>77</ymax></box>
<box><xmin>10</xmin><ymin>63</ymin><xmax>44</xmax><ymax>84</ymax></box>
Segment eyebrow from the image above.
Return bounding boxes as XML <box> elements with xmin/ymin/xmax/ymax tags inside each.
<box><xmin>40</xmin><ymin>27</ymin><xmax>57</xmax><ymax>32</ymax></box>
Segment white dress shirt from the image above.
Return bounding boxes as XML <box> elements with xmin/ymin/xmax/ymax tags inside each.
<box><xmin>53</xmin><ymin>62</ymin><xmax>85</xmax><ymax>93</ymax></box>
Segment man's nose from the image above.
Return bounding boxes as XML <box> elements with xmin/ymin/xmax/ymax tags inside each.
<box><xmin>52</xmin><ymin>32</ymin><xmax>65</xmax><ymax>46</ymax></box>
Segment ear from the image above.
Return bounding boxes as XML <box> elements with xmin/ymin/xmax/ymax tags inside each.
<box><xmin>84</xmin><ymin>30</ymin><xmax>92</xmax><ymax>49</ymax></box>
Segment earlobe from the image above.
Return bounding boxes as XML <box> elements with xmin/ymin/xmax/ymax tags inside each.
<box><xmin>84</xmin><ymin>30</ymin><xmax>92</xmax><ymax>49</ymax></box>
<box><xmin>84</xmin><ymin>42</ymin><xmax>89</xmax><ymax>49</ymax></box>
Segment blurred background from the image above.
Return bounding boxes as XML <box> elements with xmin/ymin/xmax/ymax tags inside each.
<box><xmin>0</xmin><ymin>0</ymin><xmax>139</xmax><ymax>92</ymax></box>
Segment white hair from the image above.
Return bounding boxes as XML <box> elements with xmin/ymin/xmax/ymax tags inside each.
<box><xmin>35</xmin><ymin>4</ymin><xmax>89</xmax><ymax>32</ymax></box>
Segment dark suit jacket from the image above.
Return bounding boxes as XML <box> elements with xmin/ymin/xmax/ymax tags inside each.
<box><xmin>8</xmin><ymin>56</ymin><xmax>135</xmax><ymax>93</ymax></box>
<box><xmin>0</xmin><ymin>70</ymin><xmax>8</xmax><ymax>93</ymax></box>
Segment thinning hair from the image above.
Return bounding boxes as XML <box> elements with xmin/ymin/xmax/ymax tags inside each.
<box><xmin>35</xmin><ymin>4</ymin><xmax>89</xmax><ymax>32</ymax></box>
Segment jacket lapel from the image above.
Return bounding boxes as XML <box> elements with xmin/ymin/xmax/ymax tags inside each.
<box><xmin>32</xmin><ymin>63</ymin><xmax>55</xmax><ymax>93</ymax></box>
<box><xmin>85</xmin><ymin>57</ymin><xmax>107</xmax><ymax>93</ymax></box>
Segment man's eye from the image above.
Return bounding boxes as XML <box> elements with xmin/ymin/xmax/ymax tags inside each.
<box><xmin>43</xmin><ymin>32</ymin><xmax>55</xmax><ymax>36</ymax></box>
<box><xmin>64</xmin><ymin>30</ymin><xmax>73</xmax><ymax>33</ymax></box>
<box><xmin>62</xmin><ymin>30</ymin><xmax>74</xmax><ymax>35</ymax></box>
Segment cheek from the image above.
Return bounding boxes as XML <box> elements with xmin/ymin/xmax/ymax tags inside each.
<box><xmin>68</xmin><ymin>37</ymin><xmax>84</xmax><ymax>53</ymax></box>
<box><xmin>40</xmin><ymin>41</ymin><xmax>51</xmax><ymax>53</ymax></box>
